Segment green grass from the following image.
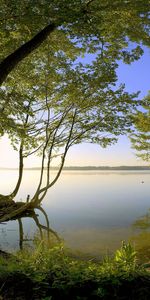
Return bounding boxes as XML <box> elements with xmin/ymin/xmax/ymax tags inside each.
<box><xmin>0</xmin><ymin>240</ymin><xmax>150</xmax><ymax>299</ymax></box>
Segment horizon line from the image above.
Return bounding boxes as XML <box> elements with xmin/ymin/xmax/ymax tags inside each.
<box><xmin>0</xmin><ymin>165</ymin><xmax>150</xmax><ymax>170</ymax></box>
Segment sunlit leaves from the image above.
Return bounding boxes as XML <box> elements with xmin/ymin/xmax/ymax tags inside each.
<box><xmin>130</xmin><ymin>92</ymin><xmax>150</xmax><ymax>161</ymax></box>
<box><xmin>1</xmin><ymin>0</ymin><xmax>150</xmax><ymax>74</ymax></box>
<box><xmin>0</xmin><ymin>0</ymin><xmax>150</xmax><ymax>169</ymax></box>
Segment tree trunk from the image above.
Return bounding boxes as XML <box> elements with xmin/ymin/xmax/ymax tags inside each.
<box><xmin>0</xmin><ymin>202</ymin><xmax>36</xmax><ymax>223</ymax></box>
<box><xmin>9</xmin><ymin>143</ymin><xmax>24</xmax><ymax>199</ymax></box>
<box><xmin>0</xmin><ymin>142</ymin><xmax>24</xmax><ymax>202</ymax></box>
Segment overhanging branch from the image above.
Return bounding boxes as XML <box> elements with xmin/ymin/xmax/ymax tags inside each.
<box><xmin>0</xmin><ymin>22</ymin><xmax>57</xmax><ymax>85</ymax></box>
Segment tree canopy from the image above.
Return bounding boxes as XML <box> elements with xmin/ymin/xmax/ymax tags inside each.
<box><xmin>0</xmin><ymin>0</ymin><xmax>150</xmax><ymax>85</ymax></box>
<box><xmin>130</xmin><ymin>93</ymin><xmax>150</xmax><ymax>162</ymax></box>
<box><xmin>1</xmin><ymin>0</ymin><xmax>150</xmax><ymax>137</ymax></box>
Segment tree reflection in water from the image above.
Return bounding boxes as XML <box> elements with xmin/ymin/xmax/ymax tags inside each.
<box><xmin>133</xmin><ymin>209</ymin><xmax>150</xmax><ymax>230</ymax></box>
<box><xmin>132</xmin><ymin>208</ymin><xmax>150</xmax><ymax>263</ymax></box>
<box><xmin>0</xmin><ymin>206</ymin><xmax>60</xmax><ymax>251</ymax></box>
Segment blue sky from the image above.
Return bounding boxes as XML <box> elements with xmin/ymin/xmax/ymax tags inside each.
<box><xmin>0</xmin><ymin>47</ymin><xmax>149</xmax><ymax>168</ymax></box>
<box><xmin>117</xmin><ymin>46</ymin><xmax>150</xmax><ymax>99</ymax></box>
<box><xmin>66</xmin><ymin>46</ymin><xmax>150</xmax><ymax>167</ymax></box>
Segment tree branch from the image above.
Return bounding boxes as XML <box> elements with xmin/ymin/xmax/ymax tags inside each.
<box><xmin>37</xmin><ymin>109</ymin><xmax>77</xmax><ymax>201</ymax></box>
<box><xmin>0</xmin><ymin>23</ymin><xmax>57</xmax><ymax>85</ymax></box>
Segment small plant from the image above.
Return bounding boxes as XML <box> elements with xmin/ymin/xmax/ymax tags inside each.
<box><xmin>114</xmin><ymin>241</ymin><xmax>137</xmax><ymax>271</ymax></box>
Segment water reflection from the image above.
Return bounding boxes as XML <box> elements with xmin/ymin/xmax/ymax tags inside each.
<box><xmin>0</xmin><ymin>205</ymin><xmax>150</xmax><ymax>263</ymax></box>
<box><xmin>0</xmin><ymin>170</ymin><xmax>150</xmax><ymax>258</ymax></box>
<box><xmin>0</xmin><ymin>206</ymin><xmax>60</xmax><ymax>251</ymax></box>
<box><xmin>131</xmin><ymin>208</ymin><xmax>150</xmax><ymax>262</ymax></box>
<box><xmin>133</xmin><ymin>208</ymin><xmax>150</xmax><ymax>230</ymax></box>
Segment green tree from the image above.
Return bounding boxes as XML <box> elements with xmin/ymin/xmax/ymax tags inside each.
<box><xmin>1</xmin><ymin>0</ymin><xmax>150</xmax><ymax>138</ymax></box>
<box><xmin>0</xmin><ymin>0</ymin><xmax>150</xmax><ymax>220</ymax></box>
<box><xmin>130</xmin><ymin>93</ymin><xmax>150</xmax><ymax>161</ymax></box>
<box><xmin>0</xmin><ymin>40</ymin><xmax>139</xmax><ymax>214</ymax></box>
<box><xmin>0</xmin><ymin>0</ymin><xmax>150</xmax><ymax>85</ymax></box>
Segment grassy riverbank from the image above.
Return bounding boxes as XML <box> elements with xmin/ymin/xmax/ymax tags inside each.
<box><xmin>0</xmin><ymin>240</ymin><xmax>150</xmax><ymax>300</ymax></box>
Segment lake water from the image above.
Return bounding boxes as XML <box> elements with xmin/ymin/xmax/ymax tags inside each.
<box><xmin>0</xmin><ymin>170</ymin><xmax>150</xmax><ymax>260</ymax></box>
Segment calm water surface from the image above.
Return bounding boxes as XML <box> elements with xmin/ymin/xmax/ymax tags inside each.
<box><xmin>0</xmin><ymin>170</ymin><xmax>150</xmax><ymax>259</ymax></box>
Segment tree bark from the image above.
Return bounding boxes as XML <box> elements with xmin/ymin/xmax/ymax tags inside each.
<box><xmin>9</xmin><ymin>142</ymin><xmax>24</xmax><ymax>199</ymax></box>
<box><xmin>0</xmin><ymin>23</ymin><xmax>57</xmax><ymax>85</ymax></box>
<box><xmin>0</xmin><ymin>202</ymin><xmax>35</xmax><ymax>223</ymax></box>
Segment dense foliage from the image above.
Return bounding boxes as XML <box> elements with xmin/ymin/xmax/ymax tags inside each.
<box><xmin>1</xmin><ymin>0</ymin><xmax>150</xmax><ymax>84</ymax></box>
<box><xmin>1</xmin><ymin>0</ymin><xmax>150</xmax><ymax>132</ymax></box>
<box><xmin>130</xmin><ymin>92</ymin><xmax>150</xmax><ymax>161</ymax></box>
<box><xmin>0</xmin><ymin>240</ymin><xmax>150</xmax><ymax>299</ymax></box>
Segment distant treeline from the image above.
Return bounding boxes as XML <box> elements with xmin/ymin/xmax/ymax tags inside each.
<box><xmin>1</xmin><ymin>166</ymin><xmax>150</xmax><ymax>171</ymax></box>
<box><xmin>62</xmin><ymin>166</ymin><xmax>150</xmax><ymax>170</ymax></box>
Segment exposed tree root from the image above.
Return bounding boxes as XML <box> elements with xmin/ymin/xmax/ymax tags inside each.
<box><xmin>0</xmin><ymin>199</ymin><xmax>37</xmax><ymax>223</ymax></box>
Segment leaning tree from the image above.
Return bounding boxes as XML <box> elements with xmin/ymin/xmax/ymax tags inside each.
<box><xmin>0</xmin><ymin>38</ymin><xmax>140</xmax><ymax>221</ymax></box>
<box><xmin>0</xmin><ymin>0</ymin><xmax>150</xmax><ymax>220</ymax></box>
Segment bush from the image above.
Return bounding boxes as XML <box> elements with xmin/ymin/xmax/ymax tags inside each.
<box><xmin>0</xmin><ymin>240</ymin><xmax>150</xmax><ymax>299</ymax></box>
